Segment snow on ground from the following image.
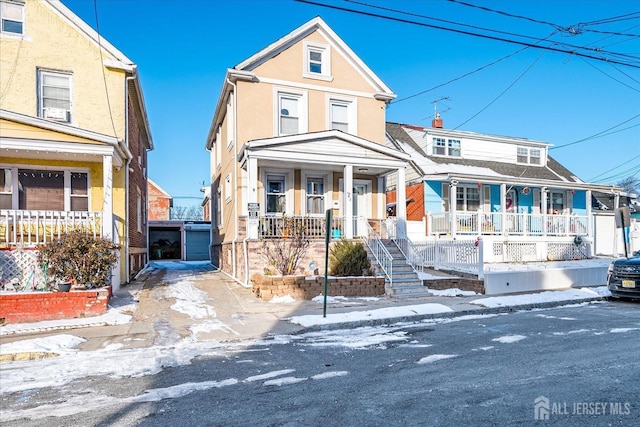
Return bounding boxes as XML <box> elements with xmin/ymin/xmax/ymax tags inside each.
<box><xmin>417</xmin><ymin>354</ymin><xmax>458</xmax><ymax>364</ymax></box>
<box><xmin>469</xmin><ymin>287</ymin><xmax>610</xmax><ymax>308</ymax></box>
<box><xmin>492</xmin><ymin>335</ymin><xmax>527</xmax><ymax>343</ymax></box>
<box><xmin>426</xmin><ymin>288</ymin><xmax>478</xmax><ymax>297</ymax></box>
<box><xmin>0</xmin><ymin>308</ymin><xmax>132</xmax><ymax>336</ymax></box>
<box><xmin>288</xmin><ymin>303</ymin><xmax>454</xmax><ymax>327</ymax></box>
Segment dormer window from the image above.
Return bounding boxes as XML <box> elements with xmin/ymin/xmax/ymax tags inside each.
<box><xmin>303</xmin><ymin>41</ymin><xmax>331</xmax><ymax>81</ymax></box>
<box><xmin>432</xmin><ymin>137</ymin><xmax>461</xmax><ymax>157</ymax></box>
<box><xmin>1</xmin><ymin>0</ymin><xmax>24</xmax><ymax>35</ymax></box>
<box><xmin>517</xmin><ymin>147</ymin><xmax>542</xmax><ymax>165</ymax></box>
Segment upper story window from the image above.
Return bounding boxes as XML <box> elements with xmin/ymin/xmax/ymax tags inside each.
<box><xmin>1</xmin><ymin>0</ymin><xmax>24</xmax><ymax>35</ymax></box>
<box><xmin>433</xmin><ymin>138</ymin><xmax>460</xmax><ymax>157</ymax></box>
<box><xmin>433</xmin><ymin>138</ymin><xmax>446</xmax><ymax>155</ymax></box>
<box><xmin>448</xmin><ymin>139</ymin><xmax>461</xmax><ymax>157</ymax></box>
<box><xmin>517</xmin><ymin>147</ymin><xmax>542</xmax><ymax>164</ymax></box>
<box><xmin>330</xmin><ymin>103</ymin><xmax>348</xmax><ymax>132</ymax></box>
<box><xmin>38</xmin><ymin>69</ymin><xmax>72</xmax><ymax>122</ymax></box>
<box><xmin>327</xmin><ymin>96</ymin><xmax>356</xmax><ymax>134</ymax></box>
<box><xmin>303</xmin><ymin>41</ymin><xmax>332</xmax><ymax>81</ymax></box>
<box><xmin>276</xmin><ymin>89</ymin><xmax>307</xmax><ymax>136</ymax></box>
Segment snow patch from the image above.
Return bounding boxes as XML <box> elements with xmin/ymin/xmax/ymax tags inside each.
<box><xmin>417</xmin><ymin>354</ymin><xmax>458</xmax><ymax>364</ymax></box>
<box><xmin>492</xmin><ymin>335</ymin><xmax>527</xmax><ymax>343</ymax></box>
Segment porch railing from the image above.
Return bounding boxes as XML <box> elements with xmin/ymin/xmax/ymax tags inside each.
<box><xmin>429</xmin><ymin>211</ymin><xmax>588</xmax><ymax>237</ymax></box>
<box><xmin>0</xmin><ymin>210</ymin><xmax>103</xmax><ymax>246</ymax></box>
<box><xmin>363</xmin><ymin>220</ymin><xmax>393</xmax><ymax>285</ymax></box>
<box><xmin>258</xmin><ymin>215</ymin><xmax>345</xmax><ymax>239</ymax></box>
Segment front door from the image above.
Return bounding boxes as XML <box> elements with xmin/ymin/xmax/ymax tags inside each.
<box><xmin>353</xmin><ymin>182</ymin><xmax>369</xmax><ymax>237</ymax></box>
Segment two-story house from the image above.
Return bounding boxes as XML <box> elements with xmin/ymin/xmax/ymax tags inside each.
<box><xmin>385</xmin><ymin>117</ymin><xmax>626</xmax><ymax>261</ymax></box>
<box><xmin>0</xmin><ymin>0</ymin><xmax>152</xmax><ymax>289</ymax></box>
<box><xmin>205</xmin><ymin>17</ymin><xmax>411</xmax><ymax>284</ymax></box>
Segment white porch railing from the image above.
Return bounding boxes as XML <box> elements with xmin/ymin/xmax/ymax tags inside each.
<box><xmin>429</xmin><ymin>211</ymin><xmax>588</xmax><ymax>237</ymax></box>
<box><xmin>0</xmin><ymin>210</ymin><xmax>103</xmax><ymax>246</ymax></box>
<box><xmin>363</xmin><ymin>221</ymin><xmax>393</xmax><ymax>285</ymax></box>
<box><xmin>258</xmin><ymin>215</ymin><xmax>345</xmax><ymax>239</ymax></box>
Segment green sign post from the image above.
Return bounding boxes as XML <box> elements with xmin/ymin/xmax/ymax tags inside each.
<box><xmin>323</xmin><ymin>208</ymin><xmax>332</xmax><ymax>317</ymax></box>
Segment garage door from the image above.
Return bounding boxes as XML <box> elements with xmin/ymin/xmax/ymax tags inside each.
<box><xmin>185</xmin><ymin>229</ymin><xmax>210</xmax><ymax>261</ymax></box>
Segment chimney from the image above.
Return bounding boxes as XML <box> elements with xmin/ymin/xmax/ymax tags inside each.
<box><xmin>431</xmin><ymin>112</ymin><xmax>443</xmax><ymax>129</ymax></box>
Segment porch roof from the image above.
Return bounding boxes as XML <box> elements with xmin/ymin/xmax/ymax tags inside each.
<box><xmin>0</xmin><ymin>109</ymin><xmax>129</xmax><ymax>167</ymax></box>
<box><xmin>239</xmin><ymin>129</ymin><xmax>410</xmax><ymax>174</ymax></box>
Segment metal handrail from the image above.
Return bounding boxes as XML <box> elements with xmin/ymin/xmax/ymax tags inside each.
<box><xmin>362</xmin><ymin>219</ymin><xmax>393</xmax><ymax>285</ymax></box>
<box><xmin>393</xmin><ymin>237</ymin><xmax>426</xmax><ymax>274</ymax></box>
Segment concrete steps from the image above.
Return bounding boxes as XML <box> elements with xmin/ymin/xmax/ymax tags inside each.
<box><xmin>369</xmin><ymin>239</ymin><xmax>431</xmax><ymax>298</ymax></box>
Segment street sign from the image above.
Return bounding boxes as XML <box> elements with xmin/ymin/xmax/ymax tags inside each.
<box><xmin>248</xmin><ymin>202</ymin><xmax>259</xmax><ymax>212</ymax></box>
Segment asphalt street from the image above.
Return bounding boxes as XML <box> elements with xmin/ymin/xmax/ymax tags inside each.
<box><xmin>1</xmin><ymin>300</ymin><xmax>638</xmax><ymax>426</ymax></box>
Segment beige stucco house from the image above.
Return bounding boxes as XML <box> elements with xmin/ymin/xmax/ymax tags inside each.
<box><xmin>0</xmin><ymin>0</ymin><xmax>152</xmax><ymax>289</ymax></box>
<box><xmin>205</xmin><ymin>17</ymin><xmax>410</xmax><ymax>284</ymax></box>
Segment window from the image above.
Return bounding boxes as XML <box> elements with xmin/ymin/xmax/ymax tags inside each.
<box><xmin>303</xmin><ymin>41</ymin><xmax>331</xmax><ymax>81</ymax></box>
<box><xmin>433</xmin><ymin>138</ymin><xmax>446</xmax><ymax>155</ymax></box>
<box><xmin>517</xmin><ymin>147</ymin><xmax>528</xmax><ymax>163</ymax></box>
<box><xmin>215</xmin><ymin>186</ymin><xmax>222</xmax><ymax>227</ymax></box>
<box><xmin>224</xmin><ymin>174</ymin><xmax>232</xmax><ymax>203</ymax></box>
<box><xmin>279</xmin><ymin>95</ymin><xmax>299</xmax><ymax>135</ymax></box>
<box><xmin>518</xmin><ymin>147</ymin><xmax>542</xmax><ymax>164</ymax></box>
<box><xmin>456</xmin><ymin>186</ymin><xmax>480</xmax><ymax>212</ymax></box>
<box><xmin>38</xmin><ymin>69</ymin><xmax>72</xmax><ymax>122</ymax></box>
<box><xmin>530</xmin><ymin>149</ymin><xmax>541</xmax><ymax>165</ymax></box>
<box><xmin>0</xmin><ymin>168</ymin><xmax>12</xmax><ymax>209</ymax></box>
<box><xmin>306</xmin><ymin>177</ymin><xmax>325</xmax><ymax>214</ymax></box>
<box><xmin>70</xmin><ymin>172</ymin><xmax>88</xmax><ymax>211</ymax></box>
<box><xmin>266</xmin><ymin>175</ymin><xmax>285</xmax><ymax>214</ymax></box>
<box><xmin>448</xmin><ymin>139</ymin><xmax>461</xmax><ymax>157</ymax></box>
<box><xmin>330</xmin><ymin>102</ymin><xmax>348</xmax><ymax>132</ymax></box>
<box><xmin>547</xmin><ymin>191</ymin><xmax>564</xmax><ymax>214</ymax></box>
<box><xmin>1</xmin><ymin>0</ymin><xmax>24</xmax><ymax>35</ymax></box>
<box><xmin>136</xmin><ymin>190</ymin><xmax>142</xmax><ymax>233</ymax></box>
<box><xmin>226</xmin><ymin>94</ymin><xmax>233</xmax><ymax>150</ymax></box>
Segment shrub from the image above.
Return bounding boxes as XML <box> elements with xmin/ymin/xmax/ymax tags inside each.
<box><xmin>330</xmin><ymin>240</ymin><xmax>371</xmax><ymax>276</ymax></box>
<box><xmin>260</xmin><ymin>216</ymin><xmax>310</xmax><ymax>276</ymax></box>
<box><xmin>37</xmin><ymin>230</ymin><xmax>120</xmax><ymax>289</ymax></box>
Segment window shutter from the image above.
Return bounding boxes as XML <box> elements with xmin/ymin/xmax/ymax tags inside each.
<box><xmin>566</xmin><ymin>190</ymin><xmax>573</xmax><ymax>214</ymax></box>
<box><xmin>442</xmin><ymin>183</ymin><xmax>449</xmax><ymax>212</ymax></box>
<box><xmin>483</xmin><ymin>186</ymin><xmax>491</xmax><ymax>212</ymax></box>
<box><xmin>533</xmin><ymin>189</ymin><xmax>540</xmax><ymax>214</ymax></box>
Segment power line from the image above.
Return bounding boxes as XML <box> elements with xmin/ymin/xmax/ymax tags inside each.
<box><xmin>589</xmin><ymin>155</ymin><xmax>640</xmax><ymax>181</ymax></box>
<box><xmin>294</xmin><ymin>0</ymin><xmax>640</xmax><ymax>68</ymax></box>
<box><xmin>93</xmin><ymin>0</ymin><xmax>118</xmax><ymax>138</ymax></box>
<box><xmin>453</xmin><ymin>51</ymin><xmax>546</xmax><ymax>130</ymax></box>
<box><xmin>447</xmin><ymin>0</ymin><xmax>564</xmax><ymax>31</ymax></box>
<box><xmin>580</xmin><ymin>57</ymin><xmax>640</xmax><ymax>92</ymax></box>
<box><xmin>550</xmin><ymin>113</ymin><xmax>640</xmax><ymax>150</ymax></box>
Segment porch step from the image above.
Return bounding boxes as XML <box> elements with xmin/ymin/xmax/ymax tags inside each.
<box><xmin>365</xmin><ymin>238</ymin><xmax>429</xmax><ymax>298</ymax></box>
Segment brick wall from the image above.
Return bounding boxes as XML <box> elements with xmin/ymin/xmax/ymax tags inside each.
<box><xmin>252</xmin><ymin>274</ymin><xmax>385</xmax><ymax>301</ymax></box>
<box><xmin>0</xmin><ymin>288</ymin><xmax>111</xmax><ymax>324</ymax></box>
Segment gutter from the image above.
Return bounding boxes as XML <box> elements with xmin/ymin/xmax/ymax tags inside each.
<box><xmin>227</xmin><ymin>77</ymin><xmax>238</xmax><ymax>279</ymax></box>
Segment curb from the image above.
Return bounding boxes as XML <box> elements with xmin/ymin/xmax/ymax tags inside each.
<box><xmin>290</xmin><ymin>297</ymin><xmax>606</xmax><ymax>334</ymax></box>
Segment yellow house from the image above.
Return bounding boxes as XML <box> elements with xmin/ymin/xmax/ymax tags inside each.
<box><xmin>0</xmin><ymin>0</ymin><xmax>152</xmax><ymax>289</ymax></box>
<box><xmin>205</xmin><ymin>17</ymin><xmax>410</xmax><ymax>285</ymax></box>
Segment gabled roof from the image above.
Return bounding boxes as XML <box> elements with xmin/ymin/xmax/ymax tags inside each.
<box><xmin>45</xmin><ymin>0</ymin><xmax>153</xmax><ymax>150</ymax></box>
<box><xmin>386</xmin><ymin>122</ymin><xmax>622</xmax><ymax>192</ymax></box>
<box><xmin>148</xmin><ymin>178</ymin><xmax>173</xmax><ymax>199</ymax></box>
<box><xmin>235</xmin><ymin>16</ymin><xmax>394</xmax><ymax>97</ymax></box>
<box><xmin>206</xmin><ymin>16</ymin><xmax>395</xmax><ymax>149</ymax></box>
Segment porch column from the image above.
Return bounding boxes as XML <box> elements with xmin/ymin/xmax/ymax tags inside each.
<box><xmin>102</xmin><ymin>155</ymin><xmax>113</xmax><ymax>239</ymax></box>
<box><xmin>450</xmin><ymin>181</ymin><xmax>458</xmax><ymax>237</ymax></box>
<box><xmin>585</xmin><ymin>189</ymin><xmax>592</xmax><ymax>237</ymax></box>
<box><xmin>500</xmin><ymin>183</ymin><xmax>507</xmax><ymax>237</ymax></box>
<box><xmin>541</xmin><ymin>187</ymin><xmax>548</xmax><ymax>236</ymax></box>
<box><xmin>344</xmin><ymin>164</ymin><xmax>353</xmax><ymax>239</ymax></box>
<box><xmin>247</xmin><ymin>156</ymin><xmax>259</xmax><ymax>239</ymax></box>
<box><xmin>396</xmin><ymin>167</ymin><xmax>407</xmax><ymax>239</ymax></box>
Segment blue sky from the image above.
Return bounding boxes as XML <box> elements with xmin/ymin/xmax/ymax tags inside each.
<box><xmin>61</xmin><ymin>0</ymin><xmax>640</xmax><ymax>206</ymax></box>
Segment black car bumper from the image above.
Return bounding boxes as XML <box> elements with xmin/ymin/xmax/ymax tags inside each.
<box><xmin>608</xmin><ymin>280</ymin><xmax>640</xmax><ymax>300</ymax></box>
